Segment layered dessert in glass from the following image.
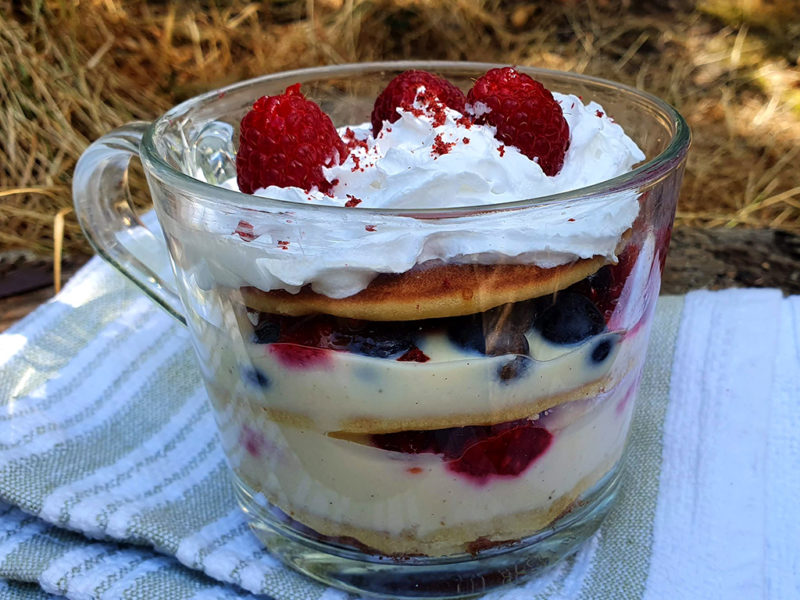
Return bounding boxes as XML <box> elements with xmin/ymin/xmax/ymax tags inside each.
<box><xmin>73</xmin><ymin>58</ymin><xmax>688</xmax><ymax>597</ymax></box>
<box><xmin>175</xmin><ymin>64</ymin><xmax>676</xmax><ymax>580</ymax></box>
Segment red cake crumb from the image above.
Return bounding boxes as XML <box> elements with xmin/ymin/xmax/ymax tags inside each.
<box><xmin>239</xmin><ymin>425</ymin><xmax>265</xmax><ymax>457</ymax></box>
<box><xmin>431</xmin><ymin>133</ymin><xmax>456</xmax><ymax>157</ymax></box>
<box><xmin>234</xmin><ymin>220</ymin><xmax>257</xmax><ymax>242</ymax></box>
<box><xmin>345</xmin><ymin>196</ymin><xmax>362</xmax><ymax>207</ymax></box>
<box><xmin>397</xmin><ymin>347</ymin><xmax>430</xmax><ymax>363</ymax></box>
<box><xmin>269</xmin><ymin>345</ymin><xmax>332</xmax><ymax>369</ymax></box>
<box><xmin>456</xmin><ymin>114</ymin><xmax>473</xmax><ymax>128</ymax></box>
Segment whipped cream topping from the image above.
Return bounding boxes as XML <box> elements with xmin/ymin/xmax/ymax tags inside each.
<box><xmin>195</xmin><ymin>91</ymin><xmax>645</xmax><ymax>298</ymax></box>
<box><xmin>253</xmin><ymin>92</ymin><xmax>643</xmax><ymax>209</ymax></box>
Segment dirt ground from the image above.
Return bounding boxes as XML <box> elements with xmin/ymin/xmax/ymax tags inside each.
<box><xmin>662</xmin><ymin>227</ymin><xmax>800</xmax><ymax>295</ymax></box>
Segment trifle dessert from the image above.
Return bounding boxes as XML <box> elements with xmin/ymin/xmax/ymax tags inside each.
<box><xmin>182</xmin><ymin>66</ymin><xmax>669</xmax><ymax>562</ymax></box>
<box><xmin>71</xmin><ymin>56</ymin><xmax>689</xmax><ymax>596</ymax></box>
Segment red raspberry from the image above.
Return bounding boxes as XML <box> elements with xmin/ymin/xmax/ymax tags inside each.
<box><xmin>371</xmin><ymin>70</ymin><xmax>467</xmax><ymax>137</ymax></box>
<box><xmin>236</xmin><ymin>83</ymin><xmax>347</xmax><ymax>194</ymax></box>
<box><xmin>467</xmin><ymin>67</ymin><xmax>570</xmax><ymax>176</ymax></box>
<box><xmin>593</xmin><ymin>243</ymin><xmax>640</xmax><ymax>322</ymax></box>
<box><xmin>449</xmin><ymin>423</ymin><xmax>552</xmax><ymax>481</ymax></box>
<box><xmin>268</xmin><ymin>345</ymin><xmax>332</xmax><ymax>370</ymax></box>
<box><xmin>370</xmin><ymin>419</ymin><xmax>552</xmax><ymax>483</ymax></box>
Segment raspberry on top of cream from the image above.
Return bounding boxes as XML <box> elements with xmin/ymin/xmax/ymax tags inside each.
<box><xmin>198</xmin><ymin>68</ymin><xmax>646</xmax><ymax>299</ymax></box>
<box><xmin>250</xmin><ymin>91</ymin><xmax>643</xmax><ymax>209</ymax></box>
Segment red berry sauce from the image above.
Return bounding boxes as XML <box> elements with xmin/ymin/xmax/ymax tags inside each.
<box><xmin>268</xmin><ymin>344</ymin><xmax>333</xmax><ymax>369</ymax></box>
<box><xmin>371</xmin><ymin>419</ymin><xmax>552</xmax><ymax>485</ymax></box>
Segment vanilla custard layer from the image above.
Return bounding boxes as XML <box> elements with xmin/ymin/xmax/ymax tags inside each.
<box><xmin>209</xmin><ymin>369</ymin><xmax>638</xmax><ymax>556</ymax></box>
<box><xmin>195</xmin><ymin>298</ymin><xmax>649</xmax><ymax>432</ymax></box>
<box><xmin>191</xmin><ymin>286</ymin><xmax>649</xmax><ymax>555</ymax></box>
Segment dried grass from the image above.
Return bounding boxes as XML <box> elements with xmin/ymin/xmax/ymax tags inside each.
<box><xmin>1</xmin><ymin>0</ymin><xmax>799</xmax><ymax>259</ymax></box>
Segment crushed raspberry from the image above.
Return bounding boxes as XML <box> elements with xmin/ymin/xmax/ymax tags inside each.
<box><xmin>462</xmin><ymin>137</ymin><xmax>470</xmax><ymax>144</ymax></box>
<box><xmin>365</xmin><ymin>224</ymin><xmax>376</xmax><ymax>232</ymax></box>
<box><xmin>467</xmin><ymin>67</ymin><xmax>570</xmax><ymax>176</ymax></box>
<box><xmin>277</xmin><ymin>240</ymin><xmax>290</xmax><ymax>250</ymax></box>
<box><xmin>450</xmin><ymin>424</ymin><xmax>552</xmax><ymax>481</ymax></box>
<box><xmin>269</xmin><ymin>344</ymin><xmax>332</xmax><ymax>369</ymax></box>
<box><xmin>605</xmin><ymin>243</ymin><xmax>641</xmax><ymax>317</ymax></box>
<box><xmin>596</xmin><ymin>109</ymin><xmax>604</xmax><ymax>118</ymax></box>
<box><xmin>397</xmin><ymin>347</ymin><xmax>430</xmax><ymax>363</ymax></box>
<box><xmin>236</xmin><ymin>83</ymin><xmax>347</xmax><ymax>194</ymax></box>
<box><xmin>371</xmin><ymin>70</ymin><xmax>466</xmax><ymax>137</ymax></box>
<box><xmin>616</xmin><ymin>382</ymin><xmax>637</xmax><ymax>414</ymax></box>
<box><xmin>371</xmin><ymin>419</ymin><xmax>552</xmax><ymax>484</ymax></box>
<box><xmin>657</xmin><ymin>228</ymin><xmax>673</xmax><ymax>271</ymax></box>
<box><xmin>261</xmin><ymin>314</ymin><xmax>418</xmax><ymax>361</ymax></box>
<box><xmin>497</xmin><ymin>145</ymin><xmax>505</xmax><ymax>157</ymax></box>
<box><xmin>345</xmin><ymin>195</ymin><xmax>362</xmax><ymax>207</ymax></box>
<box><xmin>571</xmin><ymin>242</ymin><xmax>641</xmax><ymax>324</ymax></box>
<box><xmin>239</xmin><ymin>425</ymin><xmax>265</xmax><ymax>457</ymax></box>
<box><xmin>234</xmin><ymin>220</ymin><xmax>257</xmax><ymax>242</ymax></box>
<box><xmin>431</xmin><ymin>134</ymin><xmax>455</xmax><ymax>157</ymax></box>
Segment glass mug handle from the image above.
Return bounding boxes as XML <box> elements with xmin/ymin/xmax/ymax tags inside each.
<box><xmin>72</xmin><ymin>121</ymin><xmax>186</xmax><ymax>325</ymax></box>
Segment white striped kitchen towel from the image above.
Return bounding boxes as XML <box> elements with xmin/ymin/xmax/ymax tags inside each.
<box><xmin>1</xmin><ymin>256</ymin><xmax>798</xmax><ymax>599</ymax></box>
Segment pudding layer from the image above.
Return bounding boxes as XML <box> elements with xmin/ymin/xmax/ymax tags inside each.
<box><xmin>218</xmin><ymin>303</ymin><xmax>649</xmax><ymax>433</ymax></box>
<box><xmin>191</xmin><ymin>247</ymin><xmax>657</xmax><ymax>557</ymax></box>
<box><xmin>210</xmin><ymin>369</ymin><xmax>638</xmax><ymax>556</ymax></box>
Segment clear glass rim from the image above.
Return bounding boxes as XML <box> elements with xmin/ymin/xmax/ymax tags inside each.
<box><xmin>140</xmin><ymin>60</ymin><xmax>691</xmax><ymax>216</ymax></box>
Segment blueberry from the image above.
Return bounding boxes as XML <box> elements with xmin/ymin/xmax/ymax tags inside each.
<box><xmin>447</xmin><ymin>315</ymin><xmax>487</xmax><ymax>354</ymax></box>
<box><xmin>242</xmin><ymin>366</ymin><xmax>270</xmax><ymax>388</ymax></box>
<box><xmin>589</xmin><ymin>335</ymin><xmax>618</xmax><ymax>364</ymax></box>
<box><xmin>348</xmin><ymin>333</ymin><xmax>413</xmax><ymax>358</ymax></box>
<box><xmin>252</xmin><ymin>319</ymin><xmax>280</xmax><ymax>344</ymax></box>
<box><xmin>584</xmin><ymin>266</ymin><xmax>612</xmax><ymax>294</ymax></box>
<box><xmin>534</xmin><ymin>292</ymin><xmax>605</xmax><ymax>344</ymax></box>
<box><xmin>370</xmin><ymin>430</ymin><xmax>435</xmax><ymax>454</ymax></box>
<box><xmin>447</xmin><ymin>303</ymin><xmax>533</xmax><ymax>356</ymax></box>
<box><xmin>332</xmin><ymin>320</ymin><xmax>415</xmax><ymax>358</ymax></box>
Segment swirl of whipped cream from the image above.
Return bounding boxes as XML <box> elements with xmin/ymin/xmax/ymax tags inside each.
<box><xmin>194</xmin><ymin>92</ymin><xmax>645</xmax><ymax>298</ymax></box>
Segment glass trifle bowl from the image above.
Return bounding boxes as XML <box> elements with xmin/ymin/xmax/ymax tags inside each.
<box><xmin>73</xmin><ymin>61</ymin><xmax>689</xmax><ymax>598</ymax></box>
